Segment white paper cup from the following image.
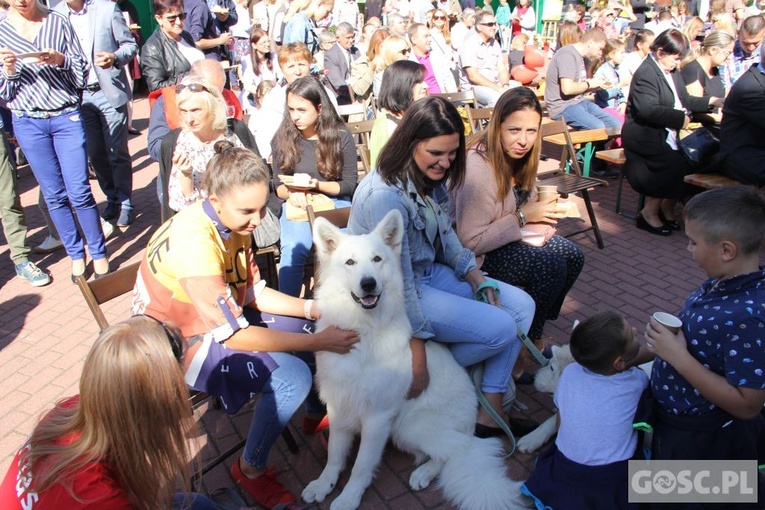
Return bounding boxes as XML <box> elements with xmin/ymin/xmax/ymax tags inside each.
<box><xmin>538</xmin><ymin>185</ymin><xmax>558</xmax><ymax>202</ymax></box>
<box><xmin>653</xmin><ymin>312</ymin><xmax>682</xmax><ymax>334</ymax></box>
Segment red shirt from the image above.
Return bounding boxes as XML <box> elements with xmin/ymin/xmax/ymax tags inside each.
<box><xmin>0</xmin><ymin>397</ymin><xmax>133</xmax><ymax>510</ymax></box>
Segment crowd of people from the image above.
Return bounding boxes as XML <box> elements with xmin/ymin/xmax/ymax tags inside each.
<box><xmin>1</xmin><ymin>0</ymin><xmax>764</xmax><ymax>508</ymax></box>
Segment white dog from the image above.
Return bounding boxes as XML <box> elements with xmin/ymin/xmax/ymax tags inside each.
<box><xmin>516</xmin><ymin>344</ymin><xmax>575</xmax><ymax>453</ymax></box>
<box><xmin>303</xmin><ymin>210</ymin><xmax>526</xmax><ymax>510</ymax></box>
<box><xmin>516</xmin><ymin>344</ymin><xmax>654</xmax><ymax>453</ymax></box>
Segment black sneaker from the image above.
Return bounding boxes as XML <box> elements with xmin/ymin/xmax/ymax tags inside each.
<box><xmin>101</xmin><ymin>202</ymin><xmax>120</xmax><ymax>220</ymax></box>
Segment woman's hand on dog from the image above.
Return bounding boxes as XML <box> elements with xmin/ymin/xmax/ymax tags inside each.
<box><xmin>644</xmin><ymin>318</ymin><xmax>688</xmax><ymax>364</ymax></box>
<box><xmin>315</xmin><ymin>326</ymin><xmax>360</xmax><ymax>353</ymax></box>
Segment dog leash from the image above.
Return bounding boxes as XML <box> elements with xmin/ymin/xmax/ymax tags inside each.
<box><xmin>474</xmin><ymin>281</ymin><xmax>550</xmax><ymax>368</ymax></box>
<box><xmin>470</xmin><ymin>363</ymin><xmax>517</xmax><ymax>459</ymax></box>
<box><xmin>471</xmin><ymin>280</ymin><xmax>550</xmax><ymax>458</ymax></box>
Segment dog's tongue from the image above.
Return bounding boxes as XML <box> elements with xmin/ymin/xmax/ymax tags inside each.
<box><xmin>360</xmin><ymin>295</ymin><xmax>378</xmax><ymax>307</ymax></box>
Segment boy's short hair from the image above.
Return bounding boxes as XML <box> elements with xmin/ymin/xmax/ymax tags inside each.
<box><xmin>683</xmin><ymin>186</ymin><xmax>765</xmax><ymax>255</ymax></box>
<box><xmin>570</xmin><ymin>310</ymin><xmax>629</xmax><ymax>374</ymax></box>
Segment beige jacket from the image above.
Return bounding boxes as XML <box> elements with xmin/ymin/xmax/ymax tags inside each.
<box><xmin>450</xmin><ymin>149</ymin><xmax>523</xmax><ymax>268</ymax></box>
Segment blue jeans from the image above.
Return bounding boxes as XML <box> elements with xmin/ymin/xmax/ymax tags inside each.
<box><xmin>420</xmin><ymin>263</ymin><xmax>535</xmax><ymax>393</ymax></box>
<box><xmin>243</xmin><ymin>351</ymin><xmax>312</xmax><ymax>468</ymax></box>
<box><xmin>81</xmin><ymin>90</ymin><xmax>133</xmax><ymax>210</ymax></box>
<box><xmin>555</xmin><ymin>100</ymin><xmax>621</xmax><ymax>130</ymax></box>
<box><xmin>278</xmin><ymin>198</ymin><xmax>351</xmax><ymax>297</ymax></box>
<box><xmin>12</xmin><ymin>110</ymin><xmax>106</xmax><ymax>261</ymax></box>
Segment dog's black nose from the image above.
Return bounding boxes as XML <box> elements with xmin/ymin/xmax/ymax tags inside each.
<box><xmin>360</xmin><ymin>277</ymin><xmax>377</xmax><ymax>293</ymax></box>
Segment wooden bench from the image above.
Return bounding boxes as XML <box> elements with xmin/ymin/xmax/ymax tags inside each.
<box><xmin>684</xmin><ymin>173</ymin><xmax>741</xmax><ymax>189</ymax></box>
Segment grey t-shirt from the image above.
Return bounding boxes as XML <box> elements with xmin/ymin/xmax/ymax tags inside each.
<box><xmin>544</xmin><ymin>44</ymin><xmax>588</xmax><ymax>118</ymax></box>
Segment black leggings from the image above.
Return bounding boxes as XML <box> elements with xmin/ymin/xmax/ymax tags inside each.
<box><xmin>481</xmin><ymin>235</ymin><xmax>584</xmax><ymax>340</ymax></box>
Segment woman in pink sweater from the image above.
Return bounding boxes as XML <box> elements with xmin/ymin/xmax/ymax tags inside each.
<box><xmin>450</xmin><ymin>88</ymin><xmax>584</xmax><ymax>344</ymax></box>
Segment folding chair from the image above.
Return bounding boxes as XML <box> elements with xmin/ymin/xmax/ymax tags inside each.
<box><xmin>74</xmin><ymin>261</ymin><xmax>299</xmax><ymax>488</ymax></box>
<box><xmin>432</xmin><ymin>88</ymin><xmax>477</xmax><ymax>131</ymax></box>
<box><xmin>540</xmin><ymin>119</ymin><xmax>608</xmax><ymax>249</ymax></box>
<box><xmin>345</xmin><ymin>119</ymin><xmax>375</xmax><ymax>176</ymax></box>
<box><xmin>304</xmin><ymin>205</ymin><xmax>352</xmax><ymax>293</ymax></box>
<box><xmin>470</xmin><ymin>107</ymin><xmax>494</xmax><ymax>133</ymax></box>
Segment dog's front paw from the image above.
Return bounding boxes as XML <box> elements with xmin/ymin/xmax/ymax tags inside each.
<box><xmin>302</xmin><ymin>478</ymin><xmax>335</xmax><ymax>503</ymax></box>
<box><xmin>329</xmin><ymin>490</ymin><xmax>363</xmax><ymax>510</ymax></box>
<box><xmin>516</xmin><ymin>430</ymin><xmax>546</xmax><ymax>453</ymax></box>
<box><xmin>409</xmin><ymin>460</ymin><xmax>440</xmax><ymax>490</ymax></box>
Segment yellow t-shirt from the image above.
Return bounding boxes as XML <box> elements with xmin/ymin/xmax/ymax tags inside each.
<box><xmin>132</xmin><ymin>199</ymin><xmax>262</xmax><ymax>341</ymax></box>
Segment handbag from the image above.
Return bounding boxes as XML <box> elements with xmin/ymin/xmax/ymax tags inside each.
<box><xmin>252</xmin><ymin>207</ymin><xmax>281</xmax><ymax>248</ymax></box>
<box><xmin>678</xmin><ymin>127</ymin><xmax>719</xmax><ymax>169</ymax></box>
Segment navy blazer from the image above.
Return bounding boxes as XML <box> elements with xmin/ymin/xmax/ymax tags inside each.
<box><xmin>622</xmin><ymin>55</ymin><xmax>710</xmax><ymax>157</ymax></box>
<box><xmin>54</xmin><ymin>0</ymin><xmax>137</xmax><ymax>108</ymax></box>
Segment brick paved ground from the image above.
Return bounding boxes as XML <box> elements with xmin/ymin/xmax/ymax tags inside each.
<box><xmin>0</xmin><ymin>96</ymin><xmax>760</xmax><ymax>508</ymax></box>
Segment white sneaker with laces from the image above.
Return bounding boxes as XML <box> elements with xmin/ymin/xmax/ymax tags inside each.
<box><xmin>34</xmin><ymin>235</ymin><xmax>64</xmax><ymax>254</ymax></box>
<box><xmin>101</xmin><ymin>218</ymin><xmax>115</xmax><ymax>239</ymax></box>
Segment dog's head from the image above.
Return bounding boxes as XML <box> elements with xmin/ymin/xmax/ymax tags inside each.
<box><xmin>313</xmin><ymin>210</ymin><xmax>405</xmax><ymax>313</ymax></box>
<box><xmin>533</xmin><ymin>344</ymin><xmax>574</xmax><ymax>394</ymax></box>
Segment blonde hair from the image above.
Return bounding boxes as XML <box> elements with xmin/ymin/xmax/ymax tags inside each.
<box><xmin>430</xmin><ymin>8</ymin><xmax>452</xmax><ymax>45</ymax></box>
<box><xmin>710</xmin><ymin>11</ymin><xmax>735</xmax><ymax>36</ymax></box>
<box><xmin>700</xmin><ymin>29</ymin><xmax>734</xmax><ymax>54</ymax></box>
<box><xmin>375</xmin><ymin>35</ymin><xmax>410</xmax><ymax>71</ymax></box>
<box><xmin>285</xmin><ymin>0</ymin><xmax>333</xmax><ymax>21</ymax></box>
<box><xmin>176</xmin><ymin>76</ymin><xmax>228</xmax><ymax>132</ymax></box>
<box><xmin>20</xmin><ymin>317</ymin><xmax>195</xmax><ymax>510</ymax></box>
<box><xmin>511</xmin><ymin>32</ymin><xmax>530</xmax><ymax>50</ymax></box>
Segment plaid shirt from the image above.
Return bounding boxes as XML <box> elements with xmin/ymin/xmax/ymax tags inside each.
<box><xmin>720</xmin><ymin>39</ymin><xmax>762</xmax><ymax>89</ymax></box>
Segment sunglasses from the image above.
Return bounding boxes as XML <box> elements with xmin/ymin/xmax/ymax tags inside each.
<box><xmin>480</xmin><ymin>22</ymin><xmax>497</xmax><ymax>27</ymax></box>
<box><xmin>400</xmin><ymin>48</ymin><xmax>411</xmax><ymax>55</ymax></box>
<box><xmin>140</xmin><ymin>315</ymin><xmax>187</xmax><ymax>362</ymax></box>
<box><xmin>164</xmin><ymin>12</ymin><xmax>187</xmax><ymax>23</ymax></box>
<box><xmin>175</xmin><ymin>82</ymin><xmax>213</xmax><ymax>94</ymax></box>
<box><xmin>433</xmin><ymin>15</ymin><xmax>446</xmax><ymax>19</ymax></box>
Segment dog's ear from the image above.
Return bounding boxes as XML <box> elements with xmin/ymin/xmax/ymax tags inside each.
<box><xmin>373</xmin><ymin>210</ymin><xmax>404</xmax><ymax>255</ymax></box>
<box><xmin>313</xmin><ymin>217</ymin><xmax>344</xmax><ymax>259</ymax></box>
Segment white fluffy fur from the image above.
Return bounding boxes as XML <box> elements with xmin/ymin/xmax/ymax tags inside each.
<box><xmin>304</xmin><ymin>210</ymin><xmax>526</xmax><ymax>510</ymax></box>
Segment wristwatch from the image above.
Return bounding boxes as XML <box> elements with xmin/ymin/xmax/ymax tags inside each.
<box><xmin>516</xmin><ymin>209</ymin><xmax>527</xmax><ymax>227</ymax></box>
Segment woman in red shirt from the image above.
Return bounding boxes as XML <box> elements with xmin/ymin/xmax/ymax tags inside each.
<box><xmin>0</xmin><ymin>317</ymin><xmax>215</xmax><ymax>509</ymax></box>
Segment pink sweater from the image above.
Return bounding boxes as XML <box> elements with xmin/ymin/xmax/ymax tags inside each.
<box><xmin>450</xmin><ymin>149</ymin><xmax>523</xmax><ymax>268</ymax></box>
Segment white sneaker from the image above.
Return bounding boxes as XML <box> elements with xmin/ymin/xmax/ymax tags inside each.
<box><xmin>101</xmin><ymin>218</ymin><xmax>115</xmax><ymax>240</ymax></box>
<box><xmin>34</xmin><ymin>235</ymin><xmax>64</xmax><ymax>254</ymax></box>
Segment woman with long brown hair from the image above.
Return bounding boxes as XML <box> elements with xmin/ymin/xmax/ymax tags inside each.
<box><xmin>272</xmin><ymin>76</ymin><xmax>357</xmax><ymax>297</ymax></box>
<box><xmin>451</xmin><ymin>87</ymin><xmax>584</xmax><ymax>347</ymax></box>
<box><xmin>0</xmin><ymin>317</ymin><xmax>214</xmax><ymax>509</ymax></box>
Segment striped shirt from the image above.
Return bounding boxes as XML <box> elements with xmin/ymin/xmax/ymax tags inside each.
<box><xmin>0</xmin><ymin>10</ymin><xmax>89</xmax><ymax>113</ymax></box>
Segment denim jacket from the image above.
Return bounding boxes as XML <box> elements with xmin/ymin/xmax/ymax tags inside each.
<box><xmin>348</xmin><ymin>170</ymin><xmax>477</xmax><ymax>339</ymax></box>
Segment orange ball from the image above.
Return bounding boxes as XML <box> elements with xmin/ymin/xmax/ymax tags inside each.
<box><xmin>523</xmin><ymin>45</ymin><xmax>545</xmax><ymax>69</ymax></box>
<box><xmin>511</xmin><ymin>65</ymin><xmax>539</xmax><ymax>85</ymax></box>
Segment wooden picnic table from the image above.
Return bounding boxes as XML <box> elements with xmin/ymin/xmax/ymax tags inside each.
<box><xmin>543</xmin><ymin>126</ymin><xmax>621</xmax><ymax>177</ymax></box>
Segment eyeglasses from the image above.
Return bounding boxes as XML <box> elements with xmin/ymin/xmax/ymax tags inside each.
<box><xmin>480</xmin><ymin>22</ymin><xmax>497</xmax><ymax>27</ymax></box>
<box><xmin>164</xmin><ymin>12</ymin><xmax>187</xmax><ymax>23</ymax></box>
<box><xmin>175</xmin><ymin>82</ymin><xmax>213</xmax><ymax>94</ymax></box>
<box><xmin>717</xmin><ymin>48</ymin><xmax>733</xmax><ymax>57</ymax></box>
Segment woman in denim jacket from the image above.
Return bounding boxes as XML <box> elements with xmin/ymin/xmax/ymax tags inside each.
<box><xmin>348</xmin><ymin>97</ymin><xmax>536</xmax><ymax>437</ymax></box>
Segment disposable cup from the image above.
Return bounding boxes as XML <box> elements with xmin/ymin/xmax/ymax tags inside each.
<box><xmin>652</xmin><ymin>312</ymin><xmax>682</xmax><ymax>334</ymax></box>
<box><xmin>538</xmin><ymin>185</ymin><xmax>558</xmax><ymax>202</ymax></box>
